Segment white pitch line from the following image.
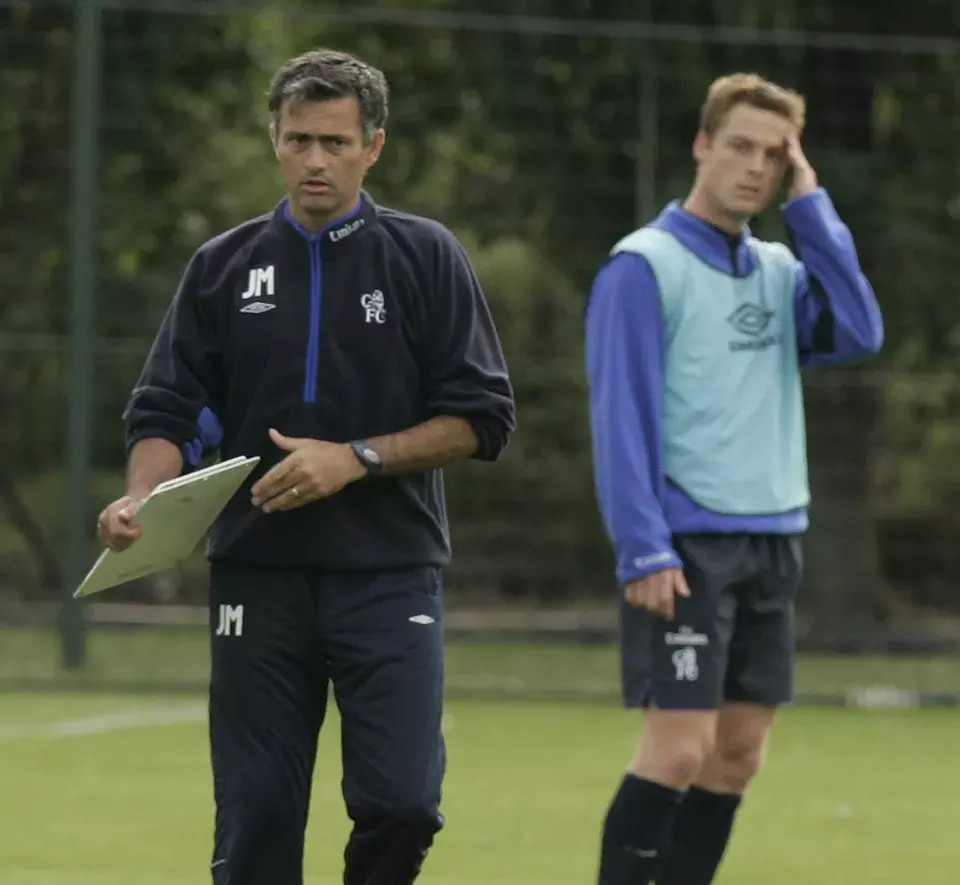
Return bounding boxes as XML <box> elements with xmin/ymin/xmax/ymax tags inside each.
<box><xmin>0</xmin><ymin>704</ymin><xmax>207</xmax><ymax>741</ymax></box>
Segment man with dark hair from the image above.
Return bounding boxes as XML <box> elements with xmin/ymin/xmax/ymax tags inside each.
<box><xmin>585</xmin><ymin>73</ymin><xmax>883</xmax><ymax>885</ymax></box>
<box><xmin>97</xmin><ymin>48</ymin><xmax>515</xmax><ymax>885</ymax></box>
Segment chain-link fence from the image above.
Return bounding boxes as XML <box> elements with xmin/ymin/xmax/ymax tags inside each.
<box><xmin>1</xmin><ymin>2</ymin><xmax>959</xmax><ymax>705</ymax></box>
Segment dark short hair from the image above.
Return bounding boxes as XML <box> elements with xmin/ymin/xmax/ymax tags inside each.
<box><xmin>267</xmin><ymin>48</ymin><xmax>389</xmax><ymax>144</ymax></box>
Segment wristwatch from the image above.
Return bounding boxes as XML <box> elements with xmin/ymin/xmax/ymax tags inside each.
<box><xmin>349</xmin><ymin>440</ymin><xmax>383</xmax><ymax>476</ymax></box>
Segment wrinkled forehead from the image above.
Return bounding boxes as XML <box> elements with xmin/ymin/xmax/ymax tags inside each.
<box><xmin>714</xmin><ymin>104</ymin><xmax>795</xmax><ymax>149</ymax></box>
<box><xmin>278</xmin><ymin>95</ymin><xmax>363</xmax><ymax>134</ymax></box>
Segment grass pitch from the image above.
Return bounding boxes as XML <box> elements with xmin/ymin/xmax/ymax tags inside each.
<box><xmin>1</xmin><ymin>691</ymin><xmax>958</xmax><ymax>884</ymax></box>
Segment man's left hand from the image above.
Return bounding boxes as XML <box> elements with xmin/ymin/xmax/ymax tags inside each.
<box><xmin>785</xmin><ymin>132</ymin><xmax>818</xmax><ymax>200</ymax></box>
<box><xmin>251</xmin><ymin>429</ymin><xmax>366</xmax><ymax>512</ymax></box>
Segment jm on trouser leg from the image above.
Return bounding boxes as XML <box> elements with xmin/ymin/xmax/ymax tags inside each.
<box><xmin>207</xmin><ymin>561</ymin><xmax>446</xmax><ymax>884</ymax></box>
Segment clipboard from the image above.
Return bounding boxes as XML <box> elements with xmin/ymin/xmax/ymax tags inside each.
<box><xmin>73</xmin><ymin>455</ymin><xmax>260</xmax><ymax>599</ymax></box>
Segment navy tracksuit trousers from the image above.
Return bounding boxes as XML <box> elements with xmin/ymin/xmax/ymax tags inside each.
<box><xmin>207</xmin><ymin>561</ymin><xmax>446</xmax><ymax>884</ymax></box>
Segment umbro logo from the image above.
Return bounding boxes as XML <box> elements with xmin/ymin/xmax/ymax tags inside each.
<box><xmin>240</xmin><ymin>301</ymin><xmax>276</xmax><ymax>314</ymax></box>
<box><xmin>409</xmin><ymin>614</ymin><xmax>435</xmax><ymax>625</ymax></box>
<box><xmin>726</xmin><ymin>303</ymin><xmax>772</xmax><ymax>337</ymax></box>
<box><xmin>726</xmin><ymin>303</ymin><xmax>782</xmax><ymax>352</ymax></box>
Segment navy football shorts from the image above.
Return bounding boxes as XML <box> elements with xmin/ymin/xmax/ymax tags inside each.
<box><xmin>620</xmin><ymin>534</ymin><xmax>803</xmax><ymax>710</ymax></box>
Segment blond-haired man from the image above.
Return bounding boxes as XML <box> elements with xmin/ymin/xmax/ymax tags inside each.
<box><xmin>585</xmin><ymin>73</ymin><xmax>883</xmax><ymax>885</ymax></box>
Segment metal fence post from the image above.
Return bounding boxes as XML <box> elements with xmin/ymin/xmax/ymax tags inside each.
<box><xmin>633</xmin><ymin>10</ymin><xmax>659</xmax><ymax>227</ymax></box>
<box><xmin>62</xmin><ymin>0</ymin><xmax>102</xmax><ymax>670</ymax></box>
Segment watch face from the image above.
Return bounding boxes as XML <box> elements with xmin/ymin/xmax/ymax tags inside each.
<box><xmin>354</xmin><ymin>444</ymin><xmax>382</xmax><ymax>470</ymax></box>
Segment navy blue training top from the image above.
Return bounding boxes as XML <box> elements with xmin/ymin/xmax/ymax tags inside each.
<box><xmin>123</xmin><ymin>192</ymin><xmax>516</xmax><ymax>570</ymax></box>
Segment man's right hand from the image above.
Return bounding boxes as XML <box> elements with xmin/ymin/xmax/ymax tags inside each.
<box><xmin>96</xmin><ymin>496</ymin><xmax>144</xmax><ymax>552</ymax></box>
<box><xmin>624</xmin><ymin>567</ymin><xmax>691</xmax><ymax>620</ymax></box>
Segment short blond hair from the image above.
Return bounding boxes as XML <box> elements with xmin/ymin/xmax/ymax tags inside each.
<box><xmin>699</xmin><ymin>73</ymin><xmax>806</xmax><ymax>136</ymax></box>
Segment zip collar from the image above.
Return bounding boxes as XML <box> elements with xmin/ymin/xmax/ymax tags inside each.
<box><xmin>650</xmin><ymin>200</ymin><xmax>757</xmax><ymax>277</ymax></box>
<box><xmin>272</xmin><ymin>190</ymin><xmax>378</xmax><ymax>252</ymax></box>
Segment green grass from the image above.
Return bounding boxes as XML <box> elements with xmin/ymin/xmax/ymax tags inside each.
<box><xmin>1</xmin><ymin>625</ymin><xmax>957</xmax><ymax>880</ymax></box>
<box><xmin>3</xmin><ymin>626</ymin><xmax>959</xmax><ymax>703</ymax></box>
<box><xmin>0</xmin><ymin>692</ymin><xmax>958</xmax><ymax>884</ymax></box>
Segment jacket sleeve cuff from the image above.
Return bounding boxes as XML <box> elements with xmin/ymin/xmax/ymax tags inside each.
<box><xmin>781</xmin><ymin>187</ymin><xmax>835</xmax><ymax>227</ymax></box>
<box><xmin>616</xmin><ymin>548</ymin><xmax>683</xmax><ymax>585</ymax></box>
<box><xmin>464</xmin><ymin>415</ymin><xmax>509</xmax><ymax>462</ymax></box>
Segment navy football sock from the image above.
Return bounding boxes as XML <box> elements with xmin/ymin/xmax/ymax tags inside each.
<box><xmin>654</xmin><ymin>786</ymin><xmax>742</xmax><ymax>885</ymax></box>
<box><xmin>597</xmin><ymin>774</ymin><xmax>684</xmax><ymax>885</ymax></box>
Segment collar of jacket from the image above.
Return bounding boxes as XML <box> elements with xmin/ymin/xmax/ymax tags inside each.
<box><xmin>271</xmin><ymin>190</ymin><xmax>378</xmax><ymax>252</ymax></box>
<box><xmin>650</xmin><ymin>200</ymin><xmax>758</xmax><ymax>277</ymax></box>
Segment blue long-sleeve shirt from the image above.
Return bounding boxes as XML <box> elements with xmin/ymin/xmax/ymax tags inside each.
<box><xmin>585</xmin><ymin>188</ymin><xmax>883</xmax><ymax>585</ymax></box>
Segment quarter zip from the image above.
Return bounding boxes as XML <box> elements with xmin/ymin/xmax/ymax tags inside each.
<box><xmin>303</xmin><ymin>239</ymin><xmax>322</xmax><ymax>403</ymax></box>
<box><xmin>282</xmin><ymin>198</ymin><xmax>365</xmax><ymax>405</ymax></box>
